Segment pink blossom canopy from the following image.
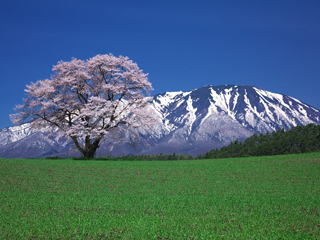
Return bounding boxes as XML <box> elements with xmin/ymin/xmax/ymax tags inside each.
<box><xmin>11</xmin><ymin>54</ymin><xmax>154</xmax><ymax>156</ymax></box>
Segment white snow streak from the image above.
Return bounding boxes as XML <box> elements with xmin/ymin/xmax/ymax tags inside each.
<box><xmin>185</xmin><ymin>96</ymin><xmax>197</xmax><ymax>137</ymax></box>
<box><xmin>200</xmin><ymin>100</ymin><xmax>218</xmax><ymax>125</ymax></box>
<box><xmin>210</xmin><ymin>88</ymin><xmax>236</xmax><ymax>120</ymax></box>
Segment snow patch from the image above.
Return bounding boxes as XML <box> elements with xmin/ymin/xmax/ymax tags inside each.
<box><xmin>210</xmin><ymin>88</ymin><xmax>236</xmax><ymax>120</ymax></box>
<box><xmin>200</xmin><ymin>100</ymin><xmax>218</xmax><ymax>125</ymax></box>
<box><xmin>232</xmin><ymin>91</ymin><xmax>239</xmax><ymax>111</ymax></box>
<box><xmin>185</xmin><ymin>96</ymin><xmax>197</xmax><ymax>136</ymax></box>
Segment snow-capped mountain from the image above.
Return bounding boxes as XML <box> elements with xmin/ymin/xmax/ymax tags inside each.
<box><xmin>1</xmin><ymin>85</ymin><xmax>319</xmax><ymax>158</ymax></box>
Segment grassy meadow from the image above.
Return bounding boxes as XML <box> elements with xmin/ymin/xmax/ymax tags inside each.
<box><xmin>0</xmin><ymin>153</ymin><xmax>320</xmax><ymax>239</ymax></box>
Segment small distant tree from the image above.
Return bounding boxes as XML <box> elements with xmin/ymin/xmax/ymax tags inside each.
<box><xmin>11</xmin><ymin>54</ymin><xmax>154</xmax><ymax>158</ymax></box>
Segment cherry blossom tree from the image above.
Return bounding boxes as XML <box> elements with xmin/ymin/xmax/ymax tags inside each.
<box><xmin>11</xmin><ymin>54</ymin><xmax>154</xmax><ymax>158</ymax></box>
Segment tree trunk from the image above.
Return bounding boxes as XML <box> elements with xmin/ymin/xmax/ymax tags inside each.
<box><xmin>70</xmin><ymin>135</ymin><xmax>102</xmax><ymax>158</ymax></box>
<box><xmin>83</xmin><ymin>147</ymin><xmax>97</xmax><ymax>158</ymax></box>
<box><xmin>83</xmin><ymin>136</ymin><xmax>102</xmax><ymax>158</ymax></box>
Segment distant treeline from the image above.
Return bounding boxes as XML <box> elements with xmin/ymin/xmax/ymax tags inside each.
<box><xmin>198</xmin><ymin>123</ymin><xmax>320</xmax><ymax>159</ymax></box>
<box><xmin>46</xmin><ymin>153</ymin><xmax>195</xmax><ymax>161</ymax></box>
<box><xmin>45</xmin><ymin>123</ymin><xmax>320</xmax><ymax>161</ymax></box>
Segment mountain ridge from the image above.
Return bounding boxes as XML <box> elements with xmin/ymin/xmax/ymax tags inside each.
<box><xmin>1</xmin><ymin>84</ymin><xmax>319</xmax><ymax>158</ymax></box>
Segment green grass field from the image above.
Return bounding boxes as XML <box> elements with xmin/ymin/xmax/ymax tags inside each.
<box><xmin>1</xmin><ymin>153</ymin><xmax>320</xmax><ymax>239</ymax></box>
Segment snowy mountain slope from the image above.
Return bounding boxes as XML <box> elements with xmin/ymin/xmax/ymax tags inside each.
<box><xmin>138</xmin><ymin>84</ymin><xmax>320</xmax><ymax>155</ymax></box>
<box><xmin>152</xmin><ymin>84</ymin><xmax>319</xmax><ymax>134</ymax></box>
<box><xmin>0</xmin><ymin>123</ymin><xmax>35</xmax><ymax>148</ymax></box>
<box><xmin>0</xmin><ymin>132</ymin><xmax>65</xmax><ymax>158</ymax></box>
<box><xmin>0</xmin><ymin>85</ymin><xmax>319</xmax><ymax>158</ymax></box>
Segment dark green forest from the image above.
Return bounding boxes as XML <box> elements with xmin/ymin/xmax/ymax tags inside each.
<box><xmin>198</xmin><ymin>123</ymin><xmax>320</xmax><ymax>159</ymax></box>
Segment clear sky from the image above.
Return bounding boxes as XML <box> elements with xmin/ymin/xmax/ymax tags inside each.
<box><xmin>1</xmin><ymin>0</ymin><xmax>320</xmax><ymax>129</ymax></box>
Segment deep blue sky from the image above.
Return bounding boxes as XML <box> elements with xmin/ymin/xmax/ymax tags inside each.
<box><xmin>1</xmin><ymin>0</ymin><xmax>320</xmax><ymax>129</ymax></box>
